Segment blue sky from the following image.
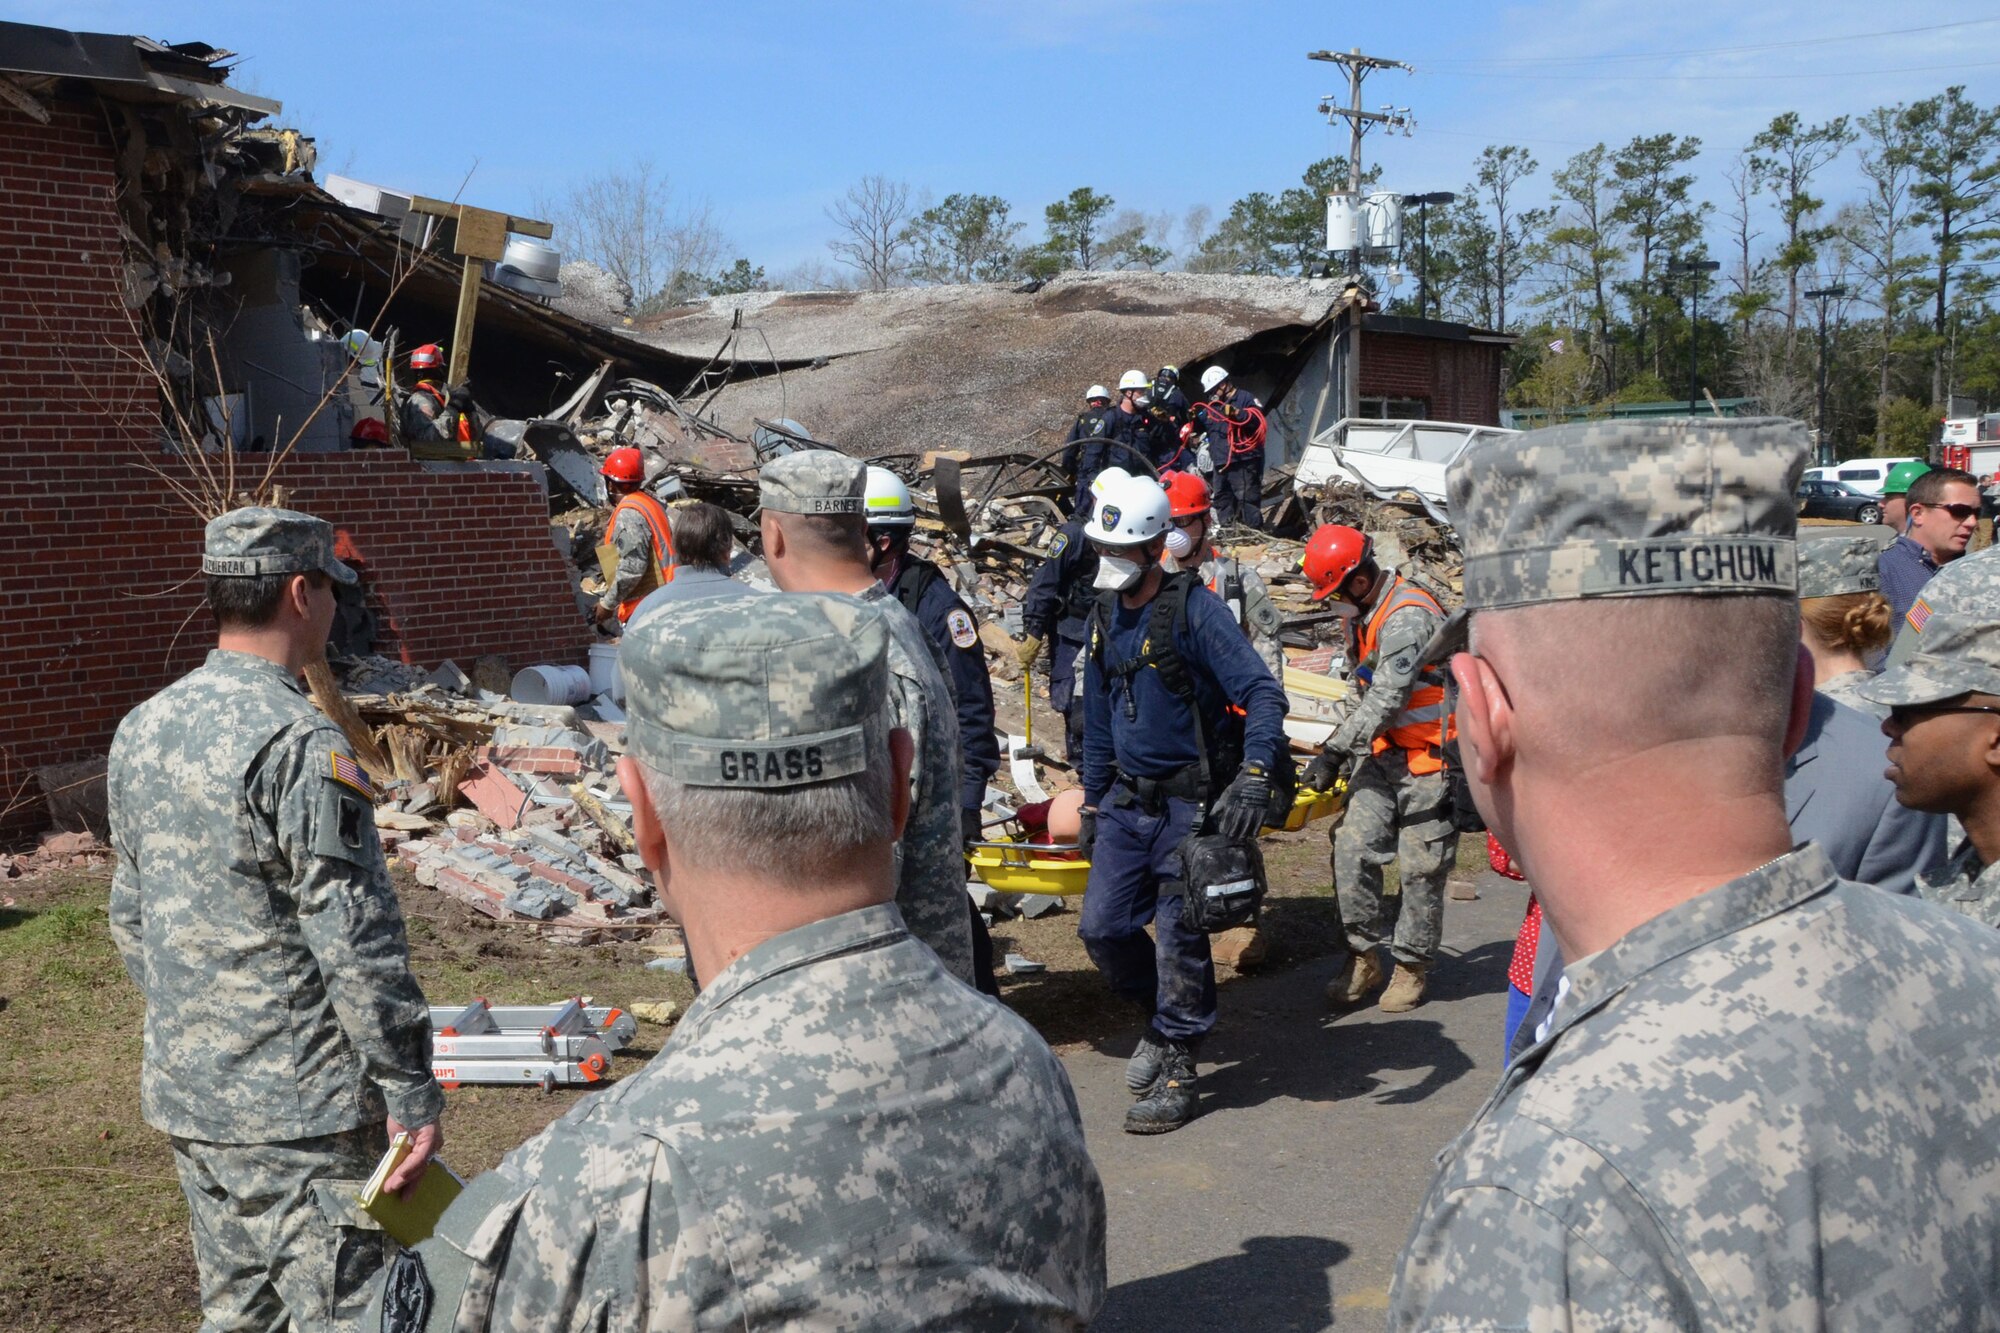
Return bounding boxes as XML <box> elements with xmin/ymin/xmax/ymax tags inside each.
<box><xmin>14</xmin><ymin>1</ymin><xmax>2000</xmax><ymax>278</ymax></box>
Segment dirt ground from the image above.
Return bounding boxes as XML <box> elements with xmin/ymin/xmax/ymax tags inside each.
<box><xmin>0</xmin><ymin>798</ymin><xmax>1455</xmax><ymax>1331</ymax></box>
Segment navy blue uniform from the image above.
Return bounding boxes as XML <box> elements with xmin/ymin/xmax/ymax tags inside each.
<box><xmin>1148</xmin><ymin>387</ymin><xmax>1194</xmax><ymax>471</ymax></box>
<box><xmin>1202</xmin><ymin>387</ymin><xmax>1265</xmax><ymax>530</ymax></box>
<box><xmin>890</xmin><ymin>557</ymin><xmax>1000</xmax><ymax>811</ymax></box>
<box><xmin>1061</xmin><ymin>407</ymin><xmax>1118</xmax><ymax>512</ymax></box>
<box><xmin>1021</xmin><ymin>519</ymin><xmax>1098</xmax><ymax>760</ymax></box>
<box><xmin>1078</xmin><ymin>577</ymin><xmax>1288</xmax><ymax>1044</ymax></box>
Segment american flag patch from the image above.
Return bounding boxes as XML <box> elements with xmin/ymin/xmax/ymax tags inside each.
<box><xmin>330</xmin><ymin>751</ymin><xmax>373</xmax><ymax>799</ymax></box>
<box><xmin>1907</xmin><ymin>599</ymin><xmax>1933</xmax><ymax>634</ymax></box>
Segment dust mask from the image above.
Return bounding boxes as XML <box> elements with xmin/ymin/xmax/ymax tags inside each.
<box><xmin>1163</xmin><ymin>527</ymin><xmax>1196</xmax><ymax>559</ymax></box>
<box><xmin>1094</xmin><ymin>553</ymin><xmax>1145</xmax><ymax>591</ymax></box>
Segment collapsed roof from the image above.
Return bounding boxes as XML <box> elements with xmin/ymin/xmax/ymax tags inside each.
<box><xmin>623</xmin><ymin>272</ymin><xmax>1349</xmax><ymax>459</ymax></box>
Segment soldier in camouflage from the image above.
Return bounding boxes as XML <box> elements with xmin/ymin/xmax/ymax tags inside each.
<box><xmin>371</xmin><ymin>593</ymin><xmax>1106</xmax><ymax>1331</ymax></box>
<box><xmin>1301</xmin><ymin>525</ymin><xmax>1458</xmax><ymax>1013</ymax></box>
<box><xmin>754</xmin><ymin>448</ymin><xmax>977</xmax><ymax>985</ymax></box>
<box><xmin>1864</xmin><ymin>551</ymin><xmax>2000</xmax><ymax>925</ymax></box>
<box><xmin>108</xmin><ymin>508</ymin><xmax>442</xmax><ymax>1333</ymax></box>
<box><xmin>1391</xmin><ymin>419</ymin><xmax>2000</xmax><ymax>1329</ymax></box>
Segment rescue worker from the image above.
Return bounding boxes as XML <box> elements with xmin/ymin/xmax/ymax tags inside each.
<box><xmin>757</xmin><ymin>450</ymin><xmax>977</xmax><ymax>986</ymax></box>
<box><xmin>1149</xmin><ymin>366</ymin><xmax>1196</xmax><ymax>471</ymax></box>
<box><xmin>1392</xmin><ymin>417</ymin><xmax>2000</xmax><ymax>1331</ymax></box>
<box><xmin>1878</xmin><ymin>459</ymin><xmax>1930</xmax><ymax>534</ymax></box>
<box><xmin>349</xmin><ymin>417</ymin><xmax>390</xmax><ymax>449</ymax></box>
<box><xmin>1077</xmin><ymin>471</ymin><xmax>1289</xmax><ymax>1134</ymax></box>
<box><xmin>1196</xmin><ymin>365</ymin><xmax>1266</xmax><ymax>530</ymax></box>
<box><xmin>108</xmin><ymin>508</ymin><xmax>442</xmax><ymax>1331</ymax></box>
<box><xmin>1061</xmin><ymin>383</ymin><xmax>1118</xmax><ymax>512</ymax></box>
<box><xmin>865</xmin><ymin>465</ymin><xmax>1004</xmax><ymax>996</ymax></box>
<box><xmin>1302</xmin><ymin>524</ymin><xmax>1458</xmax><ymax>1013</ymax></box>
<box><xmin>1161</xmin><ymin>470</ymin><xmax>1284</xmax><ymax>675</ymax></box>
<box><xmin>1108</xmin><ymin>369</ymin><xmax>1165</xmax><ymax>469</ymax></box>
<box><xmin>373</xmin><ymin>594</ymin><xmax>1108</xmax><ymax>1329</ymax></box>
<box><xmin>398</xmin><ymin>342</ymin><xmax>476</xmax><ymax>459</ymax></box>
<box><xmin>594</xmin><ymin>447</ymin><xmax>676</xmax><ymax>627</ymax></box>
<box><xmin>1151</xmin><ymin>365</ymin><xmax>1191</xmax><ymax>432</ymax></box>
<box><xmin>1020</xmin><ymin>469</ymin><xmax>1127</xmax><ymax>761</ymax></box>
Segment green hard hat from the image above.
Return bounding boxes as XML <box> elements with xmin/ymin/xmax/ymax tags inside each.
<box><xmin>1882</xmin><ymin>460</ymin><xmax>1931</xmax><ymax>496</ymax></box>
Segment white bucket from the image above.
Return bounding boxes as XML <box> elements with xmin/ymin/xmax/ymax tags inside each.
<box><xmin>510</xmin><ymin>664</ymin><xmax>592</xmax><ymax>706</ymax></box>
<box><xmin>587</xmin><ymin>643</ymin><xmax>621</xmax><ymax>700</ymax></box>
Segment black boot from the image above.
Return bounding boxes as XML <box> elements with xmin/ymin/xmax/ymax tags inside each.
<box><xmin>1126</xmin><ymin>1031</ymin><xmax>1169</xmax><ymax>1096</ymax></box>
<box><xmin>1123</xmin><ymin>1042</ymin><xmax>1197</xmax><ymax>1134</ymax></box>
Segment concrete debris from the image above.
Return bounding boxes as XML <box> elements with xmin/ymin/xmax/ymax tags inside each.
<box><xmin>1016</xmin><ymin>894</ymin><xmax>1064</xmax><ymax>920</ymax></box>
<box><xmin>629</xmin><ymin>999</ymin><xmax>680</xmax><ymax>1026</ymax></box>
<box><xmin>1003</xmin><ymin>954</ymin><xmax>1047</xmax><ymax>975</ymax></box>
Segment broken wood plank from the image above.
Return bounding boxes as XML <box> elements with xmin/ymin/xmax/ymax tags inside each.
<box><xmin>568</xmin><ymin>782</ymin><xmax>636</xmax><ymax>854</ymax></box>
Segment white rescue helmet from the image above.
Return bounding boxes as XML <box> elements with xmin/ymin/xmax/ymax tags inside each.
<box><xmin>1088</xmin><ymin>466</ymin><xmax>1134</xmax><ymax>509</ymax></box>
<box><xmin>1117</xmin><ymin>369</ymin><xmax>1149</xmax><ymax>393</ymax></box>
<box><xmin>1200</xmin><ymin>365</ymin><xmax>1230</xmax><ymax>394</ymax></box>
<box><xmin>1085</xmin><ymin>383</ymin><xmax>1112</xmax><ymax>403</ymax></box>
<box><xmin>1083</xmin><ymin>472</ymin><xmax>1171</xmax><ymax>547</ymax></box>
<box><xmin>863</xmin><ymin>465</ymin><xmax>916</xmax><ymax>527</ymax></box>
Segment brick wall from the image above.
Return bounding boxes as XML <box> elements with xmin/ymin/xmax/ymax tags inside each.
<box><xmin>1360</xmin><ymin>333</ymin><xmax>1503</xmax><ymax>425</ymax></box>
<box><xmin>0</xmin><ymin>101</ymin><xmax>591</xmax><ymax>822</ymax></box>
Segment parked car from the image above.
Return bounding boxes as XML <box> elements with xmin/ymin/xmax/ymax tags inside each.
<box><xmin>1800</xmin><ymin>457</ymin><xmax>1922</xmax><ymax>497</ymax></box>
<box><xmin>1797</xmin><ymin>478</ymin><xmax>1883</xmax><ymax>525</ymax></box>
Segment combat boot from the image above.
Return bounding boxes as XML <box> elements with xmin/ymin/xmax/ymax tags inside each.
<box><xmin>1326</xmin><ymin>949</ymin><xmax>1386</xmax><ymax>1006</ymax></box>
<box><xmin>1378</xmin><ymin>961</ymin><xmax>1430</xmax><ymax>1013</ymax></box>
<box><xmin>1123</xmin><ymin>1042</ymin><xmax>1197</xmax><ymax>1134</ymax></box>
<box><xmin>1126</xmin><ymin>1031</ymin><xmax>1169</xmax><ymax>1096</ymax></box>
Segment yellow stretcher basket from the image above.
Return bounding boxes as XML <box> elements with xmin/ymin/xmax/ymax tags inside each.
<box><xmin>965</xmin><ymin>781</ymin><xmax>1348</xmax><ymax>896</ymax></box>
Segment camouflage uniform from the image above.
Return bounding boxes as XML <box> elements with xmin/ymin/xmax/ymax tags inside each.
<box><xmin>1193</xmin><ymin>547</ymin><xmax>1285</xmax><ymax>676</ymax></box>
<box><xmin>374</xmin><ymin>594</ymin><xmax>1106</xmax><ymax>1330</ymax></box>
<box><xmin>1863</xmin><ymin>547</ymin><xmax>2000</xmax><ymax>931</ymax></box>
<box><xmin>1394</xmin><ymin>419</ymin><xmax>2000</xmax><ymax>1327</ymax></box>
<box><xmin>1326</xmin><ymin>576</ymin><xmax>1457</xmax><ymax>967</ymax></box>
<box><xmin>108</xmin><ymin>509</ymin><xmax>441</xmax><ymax>1333</ymax></box>
<box><xmin>759</xmin><ymin>449</ymin><xmax>975</xmax><ymax>985</ymax></box>
<box><xmin>598</xmin><ymin>504</ymin><xmax>662</xmax><ymax>615</ymax></box>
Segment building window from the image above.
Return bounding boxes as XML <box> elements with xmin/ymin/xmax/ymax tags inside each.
<box><xmin>1359</xmin><ymin>396</ymin><xmax>1430</xmax><ymax>420</ymax></box>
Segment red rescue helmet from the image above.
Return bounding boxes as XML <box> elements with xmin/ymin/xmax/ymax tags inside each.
<box><xmin>1303</xmin><ymin>524</ymin><xmax>1370</xmax><ymax>601</ymax></box>
<box><xmin>409</xmin><ymin>343</ymin><xmax>444</xmax><ymax>371</ymax></box>
<box><xmin>1163</xmin><ymin>470</ymin><xmax>1211</xmax><ymax>518</ymax></box>
<box><xmin>600</xmin><ymin>447</ymin><xmax>645</xmax><ymax>484</ymax></box>
<box><xmin>350</xmin><ymin>417</ymin><xmax>390</xmax><ymax>445</ymax></box>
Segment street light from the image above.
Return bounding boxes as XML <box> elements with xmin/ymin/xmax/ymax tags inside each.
<box><xmin>1665</xmin><ymin>257</ymin><xmax>1721</xmax><ymax>413</ymax></box>
<box><xmin>1401</xmin><ymin>191</ymin><xmax>1456</xmax><ymax>320</ymax></box>
<box><xmin>1805</xmin><ymin>285</ymin><xmax>1848</xmax><ymax>467</ymax></box>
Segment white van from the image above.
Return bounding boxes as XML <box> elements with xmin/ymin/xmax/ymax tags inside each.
<box><xmin>1802</xmin><ymin>457</ymin><xmax>1922</xmax><ymax>497</ymax></box>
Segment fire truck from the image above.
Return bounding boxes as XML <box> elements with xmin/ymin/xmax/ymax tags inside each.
<box><xmin>1941</xmin><ymin>413</ymin><xmax>2000</xmax><ymax>478</ymax></box>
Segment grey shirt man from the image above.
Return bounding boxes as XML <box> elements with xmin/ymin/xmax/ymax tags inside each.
<box><xmin>375</xmin><ymin>593</ymin><xmax>1105</xmax><ymax>1330</ymax></box>
<box><xmin>1786</xmin><ymin>691</ymin><xmax>1948</xmax><ymax>895</ymax></box>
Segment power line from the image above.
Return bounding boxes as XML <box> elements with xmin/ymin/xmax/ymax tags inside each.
<box><xmin>1437</xmin><ymin>59</ymin><xmax>2000</xmax><ymax>83</ymax></box>
<box><xmin>1420</xmin><ymin>17</ymin><xmax>2000</xmax><ymax>70</ymax></box>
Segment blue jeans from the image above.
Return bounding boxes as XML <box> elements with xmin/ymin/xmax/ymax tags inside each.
<box><xmin>1078</xmin><ymin>792</ymin><xmax>1216</xmax><ymax>1044</ymax></box>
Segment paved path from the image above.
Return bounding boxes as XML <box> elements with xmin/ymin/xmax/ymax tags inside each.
<box><xmin>1061</xmin><ymin>871</ymin><xmax>1527</xmax><ymax>1331</ymax></box>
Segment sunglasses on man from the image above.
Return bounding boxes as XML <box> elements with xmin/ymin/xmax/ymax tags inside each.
<box><xmin>1917</xmin><ymin>502</ymin><xmax>1982</xmax><ymax>522</ymax></box>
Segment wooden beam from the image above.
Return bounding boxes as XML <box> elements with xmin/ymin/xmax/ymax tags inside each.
<box><xmin>405</xmin><ymin>195</ymin><xmax>553</xmax><ymax>240</ymax></box>
<box><xmin>448</xmin><ymin>256</ymin><xmax>481</xmax><ymax>388</ymax></box>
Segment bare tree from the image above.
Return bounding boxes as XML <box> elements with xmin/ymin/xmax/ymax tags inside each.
<box><xmin>1179</xmin><ymin>204</ymin><xmax>1214</xmax><ymax>259</ymax></box>
<box><xmin>826</xmin><ymin>175</ymin><xmax>913</xmax><ymax>290</ymax></box>
<box><xmin>1719</xmin><ymin>154</ymin><xmax>1770</xmax><ymax>338</ymax></box>
<box><xmin>535</xmin><ymin>160</ymin><xmax>728</xmax><ymax>313</ymax></box>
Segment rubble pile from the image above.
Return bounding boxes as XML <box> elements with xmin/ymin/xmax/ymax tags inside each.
<box><xmin>326</xmin><ymin>655</ymin><xmax>663</xmax><ymax>945</ymax></box>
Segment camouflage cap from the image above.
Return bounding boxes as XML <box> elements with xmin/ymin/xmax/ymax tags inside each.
<box><xmin>622</xmin><ymin>592</ymin><xmax>888</xmax><ymax>788</ymax></box>
<box><xmin>1859</xmin><ymin>551</ymin><xmax>2000</xmax><ymax>706</ymax></box>
<box><xmin>1797</xmin><ymin>527</ymin><xmax>1890</xmax><ymax>599</ymax></box>
<box><xmin>757</xmin><ymin>449</ymin><xmax>866</xmax><ymax>515</ymax></box>
<box><xmin>1448</xmin><ymin>417</ymin><xmax>1808</xmax><ymax>610</ymax></box>
<box><xmin>200</xmin><ymin>506</ymin><xmax>356</xmax><ymax>586</ymax></box>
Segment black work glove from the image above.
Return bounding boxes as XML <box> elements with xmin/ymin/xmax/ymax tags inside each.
<box><xmin>1301</xmin><ymin>750</ymin><xmax>1349</xmax><ymax>792</ymax></box>
<box><xmin>1077</xmin><ymin>807</ymin><xmax>1097</xmax><ymax>856</ymax></box>
<box><xmin>961</xmin><ymin>807</ymin><xmax>984</xmax><ymax>851</ymax></box>
<box><xmin>1214</xmin><ymin>763</ymin><xmax>1273</xmax><ymax>842</ymax></box>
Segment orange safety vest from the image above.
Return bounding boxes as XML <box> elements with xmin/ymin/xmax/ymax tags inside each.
<box><xmin>609</xmin><ymin>492</ymin><xmax>676</xmax><ymax>623</ymax></box>
<box><xmin>414</xmin><ymin>381</ymin><xmax>473</xmax><ymax>445</ymax></box>
<box><xmin>1356</xmin><ymin>573</ymin><xmax>1453</xmax><ymax>775</ymax></box>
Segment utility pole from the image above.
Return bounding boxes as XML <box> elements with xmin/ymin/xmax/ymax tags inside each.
<box><xmin>1309</xmin><ymin>47</ymin><xmax>1410</xmax><ymax>423</ymax></box>
<box><xmin>1805</xmin><ymin>285</ymin><xmax>1847</xmax><ymax>466</ymax></box>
